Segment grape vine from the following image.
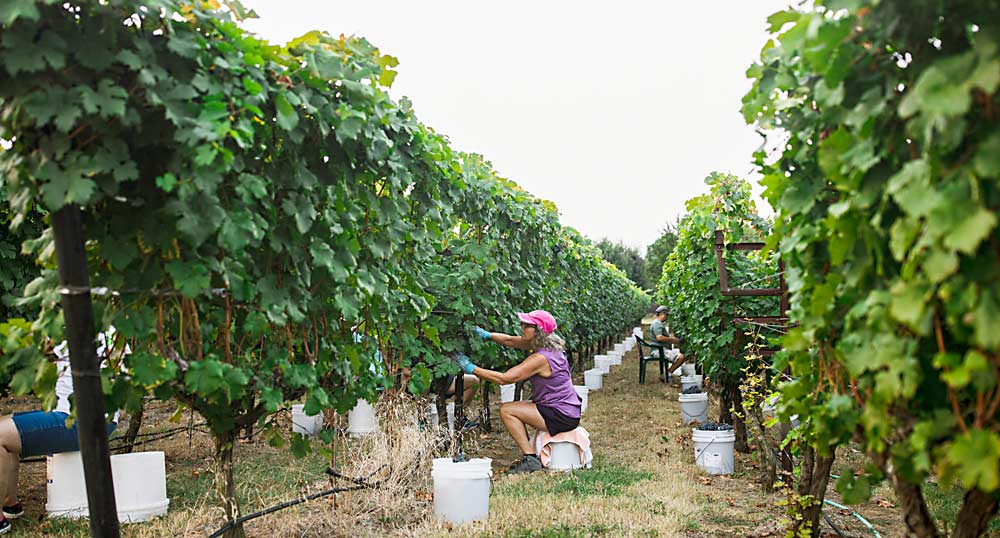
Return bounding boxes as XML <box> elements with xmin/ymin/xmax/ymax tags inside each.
<box><xmin>0</xmin><ymin>1</ymin><xmax>647</xmax><ymax>533</ymax></box>
<box><xmin>744</xmin><ymin>1</ymin><xmax>1000</xmax><ymax>535</ymax></box>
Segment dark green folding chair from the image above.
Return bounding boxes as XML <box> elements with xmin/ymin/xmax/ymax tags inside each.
<box><xmin>633</xmin><ymin>335</ymin><xmax>672</xmax><ymax>384</ymax></box>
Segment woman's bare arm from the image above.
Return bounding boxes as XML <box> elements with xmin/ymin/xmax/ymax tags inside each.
<box><xmin>488</xmin><ymin>331</ymin><xmax>534</xmax><ymax>350</ymax></box>
<box><xmin>473</xmin><ymin>353</ymin><xmax>549</xmax><ymax>385</ymax></box>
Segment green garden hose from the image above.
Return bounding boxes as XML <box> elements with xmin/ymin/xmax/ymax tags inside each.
<box><xmin>822</xmin><ymin>497</ymin><xmax>882</xmax><ymax>538</ymax></box>
<box><xmin>824</xmin><ymin>473</ymin><xmax>881</xmax><ymax>538</ymax></box>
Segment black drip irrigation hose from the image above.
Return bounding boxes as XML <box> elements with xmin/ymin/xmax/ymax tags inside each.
<box><xmin>207</xmin><ymin>444</ymin><xmax>434</xmax><ymax>538</ymax></box>
<box><xmin>206</xmin><ymin>482</ymin><xmax>369</xmax><ymax>538</ymax></box>
<box><xmin>208</xmin><ymin>436</ymin><xmax>446</xmax><ymax>538</ymax></box>
<box><xmin>823</xmin><ymin>511</ymin><xmax>848</xmax><ymax>538</ymax></box>
<box><xmin>207</xmin><ymin>464</ymin><xmax>403</xmax><ymax>537</ymax></box>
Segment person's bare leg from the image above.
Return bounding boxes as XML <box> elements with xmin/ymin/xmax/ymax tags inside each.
<box><xmin>499</xmin><ymin>401</ymin><xmax>547</xmax><ymax>454</ymax></box>
<box><xmin>462</xmin><ymin>375</ymin><xmax>479</xmax><ymax>406</ymax></box>
<box><xmin>0</xmin><ymin>417</ymin><xmax>22</xmax><ymax>507</ymax></box>
<box><xmin>667</xmin><ymin>352</ymin><xmax>687</xmax><ymax>374</ymax></box>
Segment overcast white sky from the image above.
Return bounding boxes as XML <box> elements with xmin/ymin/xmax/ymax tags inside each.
<box><xmin>243</xmin><ymin>1</ymin><xmax>789</xmax><ymax>253</ymax></box>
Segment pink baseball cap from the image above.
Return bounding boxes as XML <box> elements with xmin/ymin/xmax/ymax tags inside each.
<box><xmin>517</xmin><ymin>310</ymin><xmax>557</xmax><ymax>335</ymax></box>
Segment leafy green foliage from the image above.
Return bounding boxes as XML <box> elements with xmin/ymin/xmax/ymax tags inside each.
<box><xmin>0</xmin><ymin>192</ymin><xmax>43</xmax><ymax>321</ymax></box>
<box><xmin>0</xmin><ymin>0</ymin><xmax>647</xmax><ymax>527</ymax></box>
<box><xmin>390</xmin><ymin>157</ymin><xmax>648</xmax><ymax>382</ymax></box>
<box><xmin>594</xmin><ymin>239</ymin><xmax>647</xmax><ymax>289</ymax></box>
<box><xmin>657</xmin><ymin>173</ymin><xmax>776</xmax><ymax>384</ymax></box>
<box><xmin>643</xmin><ymin>222</ymin><xmax>677</xmax><ymax>291</ymax></box>
<box><xmin>1</xmin><ymin>0</ymin><xmax>456</xmax><ymax>440</ymax></box>
<box><xmin>744</xmin><ymin>0</ymin><xmax>1000</xmax><ymax>531</ymax></box>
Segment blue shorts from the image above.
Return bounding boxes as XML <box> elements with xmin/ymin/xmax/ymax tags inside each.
<box><xmin>12</xmin><ymin>411</ymin><xmax>117</xmax><ymax>458</ymax></box>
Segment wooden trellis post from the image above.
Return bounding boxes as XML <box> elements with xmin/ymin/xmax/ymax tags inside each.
<box><xmin>713</xmin><ymin>229</ymin><xmax>794</xmax><ymax>461</ymax></box>
<box><xmin>52</xmin><ymin>205</ymin><xmax>121</xmax><ymax>538</ymax></box>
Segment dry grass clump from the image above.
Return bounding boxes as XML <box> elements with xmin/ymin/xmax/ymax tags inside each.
<box><xmin>262</xmin><ymin>394</ymin><xmax>449</xmax><ymax>538</ymax></box>
<box><xmin>126</xmin><ymin>497</ymin><xmax>220</xmax><ymax>538</ymax></box>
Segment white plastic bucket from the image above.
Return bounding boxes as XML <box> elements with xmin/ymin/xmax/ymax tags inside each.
<box><xmin>426</xmin><ymin>403</ymin><xmax>439</xmax><ymax>428</ymax></box>
<box><xmin>424</xmin><ymin>402</ymin><xmax>455</xmax><ymax>431</ymax></box>
<box><xmin>291</xmin><ymin>404</ymin><xmax>324</xmax><ymax>436</ymax></box>
<box><xmin>548</xmin><ymin>442</ymin><xmax>584</xmax><ymax>471</ymax></box>
<box><xmin>595</xmin><ymin>356</ymin><xmax>612</xmax><ymax>374</ymax></box>
<box><xmin>633</xmin><ymin>327</ymin><xmax>643</xmax><ymax>337</ymax></box>
<box><xmin>432</xmin><ymin>458</ymin><xmax>492</xmax><ymax>524</ymax></box>
<box><xmin>692</xmin><ymin>429</ymin><xmax>735</xmax><ymax>475</ymax></box>
<box><xmin>623</xmin><ymin>339</ymin><xmax>634</xmax><ymax>351</ymax></box>
<box><xmin>108</xmin><ymin>452</ymin><xmax>170</xmax><ymax>522</ymax></box>
<box><xmin>584</xmin><ymin>369</ymin><xmax>603</xmax><ymax>390</ymax></box>
<box><xmin>607</xmin><ymin>351</ymin><xmax>622</xmax><ymax>366</ymax></box>
<box><xmin>680</xmin><ymin>376</ymin><xmax>698</xmax><ymax>392</ymax></box>
<box><xmin>681</xmin><ymin>363</ymin><xmax>696</xmax><ymax>377</ymax></box>
<box><xmin>680</xmin><ymin>375</ymin><xmax>703</xmax><ymax>391</ymax></box>
<box><xmin>46</xmin><ymin>453</ymin><xmax>87</xmax><ymax>519</ymax></box>
<box><xmin>500</xmin><ymin>384</ymin><xmax>516</xmax><ymax>403</ymax></box>
<box><xmin>47</xmin><ymin>451</ymin><xmax>170</xmax><ymax>522</ymax></box>
<box><xmin>613</xmin><ymin>343</ymin><xmax>625</xmax><ymax>355</ymax></box>
<box><xmin>348</xmin><ymin>400</ymin><xmax>379</xmax><ymax>437</ymax></box>
<box><xmin>678</xmin><ymin>392</ymin><xmax>709</xmax><ymax>425</ymax></box>
<box><xmin>573</xmin><ymin>385</ymin><xmax>589</xmax><ymax>414</ymax></box>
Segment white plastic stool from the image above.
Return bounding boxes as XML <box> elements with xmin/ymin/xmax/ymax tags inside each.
<box><xmin>47</xmin><ymin>451</ymin><xmax>170</xmax><ymax>522</ymax></box>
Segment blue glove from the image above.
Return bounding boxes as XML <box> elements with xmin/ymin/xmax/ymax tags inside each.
<box><xmin>451</xmin><ymin>353</ymin><xmax>477</xmax><ymax>374</ymax></box>
<box><xmin>473</xmin><ymin>326</ymin><xmax>492</xmax><ymax>340</ymax></box>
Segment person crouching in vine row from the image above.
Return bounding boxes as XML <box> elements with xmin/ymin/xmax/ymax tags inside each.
<box><xmin>451</xmin><ymin>310</ymin><xmax>581</xmax><ymax>474</ymax></box>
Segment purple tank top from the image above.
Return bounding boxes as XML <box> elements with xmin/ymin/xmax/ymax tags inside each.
<box><xmin>531</xmin><ymin>349</ymin><xmax>581</xmax><ymax>418</ymax></box>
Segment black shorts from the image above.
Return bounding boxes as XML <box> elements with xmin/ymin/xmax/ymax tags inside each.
<box><xmin>536</xmin><ymin>404</ymin><xmax>580</xmax><ymax>435</ymax></box>
<box><xmin>443</xmin><ymin>374</ymin><xmax>457</xmax><ymax>397</ymax></box>
<box><xmin>443</xmin><ymin>374</ymin><xmax>473</xmax><ymax>398</ymax></box>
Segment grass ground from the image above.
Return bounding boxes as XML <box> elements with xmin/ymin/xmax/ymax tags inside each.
<box><xmin>419</xmin><ymin>346</ymin><xmax>899</xmax><ymax>538</ymax></box>
<box><xmin>1</xmin><ymin>335</ymin><xmax>994</xmax><ymax>537</ymax></box>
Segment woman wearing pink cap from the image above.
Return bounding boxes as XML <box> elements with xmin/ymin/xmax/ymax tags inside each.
<box><xmin>452</xmin><ymin>310</ymin><xmax>582</xmax><ymax>474</ymax></box>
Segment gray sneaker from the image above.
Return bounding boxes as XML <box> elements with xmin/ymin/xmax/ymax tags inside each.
<box><xmin>509</xmin><ymin>454</ymin><xmax>543</xmax><ymax>474</ymax></box>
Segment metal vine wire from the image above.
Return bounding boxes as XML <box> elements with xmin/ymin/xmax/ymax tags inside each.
<box><xmin>57</xmin><ymin>285</ymin><xmax>231</xmax><ymax>298</ymax></box>
<box><xmin>732</xmin><ymin>270</ymin><xmax>786</xmax><ymax>290</ymax></box>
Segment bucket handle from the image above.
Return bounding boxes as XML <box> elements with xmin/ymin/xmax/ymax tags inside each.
<box><xmin>694</xmin><ymin>437</ymin><xmax>718</xmax><ymax>465</ymax></box>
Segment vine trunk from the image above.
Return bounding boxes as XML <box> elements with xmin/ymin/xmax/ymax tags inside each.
<box><xmin>213</xmin><ymin>431</ymin><xmax>245</xmax><ymax>538</ymax></box>
<box><xmin>952</xmin><ymin>488</ymin><xmax>999</xmax><ymax>538</ymax></box>
<box><xmin>788</xmin><ymin>447</ymin><xmax>834</xmax><ymax>536</ymax></box>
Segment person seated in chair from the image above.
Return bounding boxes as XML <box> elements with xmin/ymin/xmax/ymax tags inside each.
<box><xmin>650</xmin><ymin>306</ymin><xmax>686</xmax><ymax>380</ymax></box>
<box><xmin>0</xmin><ymin>328</ymin><xmax>125</xmax><ymax>534</ymax></box>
